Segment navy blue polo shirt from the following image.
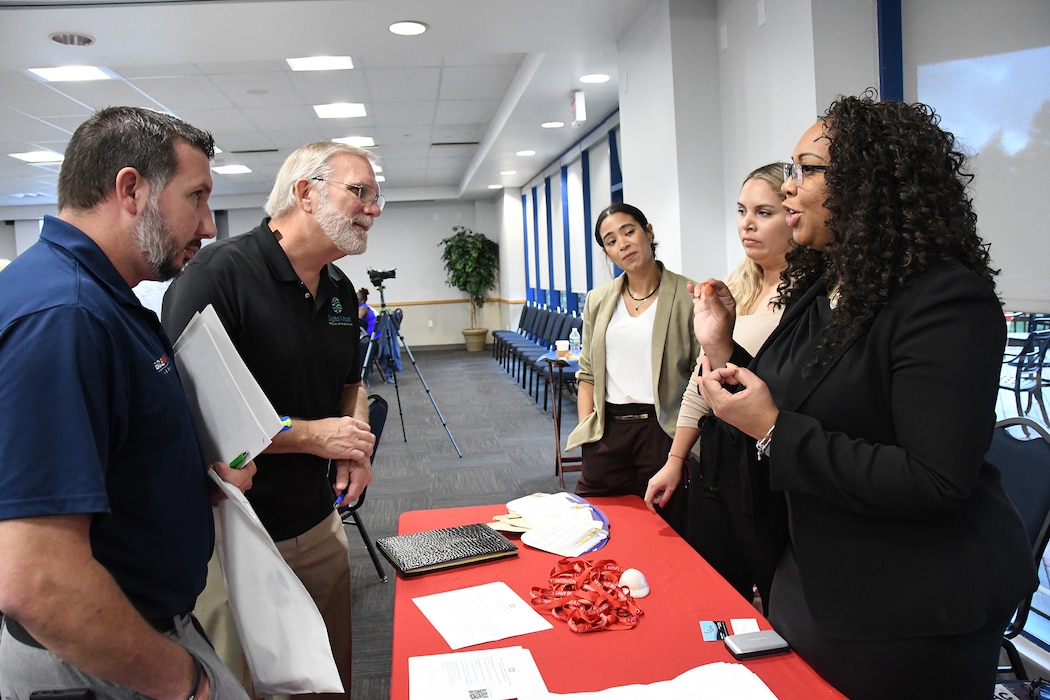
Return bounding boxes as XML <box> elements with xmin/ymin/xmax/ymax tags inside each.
<box><xmin>162</xmin><ymin>219</ymin><xmax>362</xmax><ymax>542</ymax></box>
<box><xmin>0</xmin><ymin>216</ymin><xmax>213</xmax><ymax>619</ymax></box>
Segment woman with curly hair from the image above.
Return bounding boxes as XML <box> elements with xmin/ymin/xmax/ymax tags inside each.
<box><xmin>692</xmin><ymin>92</ymin><xmax>1036</xmax><ymax>698</ymax></box>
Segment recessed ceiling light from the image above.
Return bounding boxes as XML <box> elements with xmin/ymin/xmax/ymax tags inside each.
<box><xmin>516</xmin><ymin>150</ymin><xmax>536</xmax><ymax>157</ymax></box>
<box><xmin>212</xmin><ymin>165</ymin><xmax>251</xmax><ymax>175</ymax></box>
<box><xmin>373</xmin><ymin>164</ymin><xmax>383</xmax><ymax>173</ymax></box>
<box><xmin>500</xmin><ymin>170</ymin><xmax>517</xmax><ymax>176</ymax></box>
<box><xmin>333</xmin><ymin>136</ymin><xmax>376</xmax><ymax>148</ymax></box>
<box><xmin>28</xmin><ymin>65</ymin><xmax>110</xmax><ymax>82</ymax></box>
<box><xmin>314</xmin><ymin>103</ymin><xmax>367</xmax><ymax>119</ymax></box>
<box><xmin>49</xmin><ymin>32</ymin><xmax>94</xmax><ymax>47</ymax></box>
<box><xmin>488</xmin><ymin>184</ymin><xmax>503</xmax><ymax>190</ymax></box>
<box><xmin>580</xmin><ymin>73</ymin><xmax>610</xmax><ymax>84</ymax></box>
<box><xmin>286</xmin><ymin>56</ymin><xmax>354</xmax><ymax>71</ymax></box>
<box><xmin>375</xmin><ymin>175</ymin><xmax>386</xmax><ymax>183</ymax></box>
<box><xmin>389</xmin><ymin>21</ymin><xmax>428</xmax><ymax>36</ymax></box>
<box><xmin>10</xmin><ymin>151</ymin><xmax>64</xmax><ymax>164</ymax></box>
<box><xmin>541</xmin><ymin>121</ymin><xmax>564</xmax><ymax>129</ymax></box>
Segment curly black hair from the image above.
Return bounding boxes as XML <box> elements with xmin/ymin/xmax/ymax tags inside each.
<box><xmin>780</xmin><ymin>89</ymin><xmax>997</xmax><ymax>367</ymax></box>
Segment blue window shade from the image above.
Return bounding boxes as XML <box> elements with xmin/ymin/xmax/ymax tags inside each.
<box><xmin>877</xmin><ymin>0</ymin><xmax>903</xmax><ymax>101</ymax></box>
<box><xmin>522</xmin><ymin>193</ymin><xmax>533</xmax><ymax>304</ymax></box>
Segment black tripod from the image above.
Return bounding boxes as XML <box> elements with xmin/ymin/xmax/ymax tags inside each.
<box><xmin>361</xmin><ymin>282</ymin><xmax>462</xmax><ymax>457</ymax></box>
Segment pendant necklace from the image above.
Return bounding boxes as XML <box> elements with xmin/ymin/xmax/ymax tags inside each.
<box><xmin>828</xmin><ymin>287</ymin><xmax>842</xmax><ymax>310</ymax></box>
<box><xmin>624</xmin><ymin>275</ymin><xmax>660</xmax><ymax>312</ymax></box>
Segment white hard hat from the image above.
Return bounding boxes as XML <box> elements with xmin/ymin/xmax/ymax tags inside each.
<box><xmin>620</xmin><ymin>567</ymin><xmax>650</xmax><ymax>598</ymax></box>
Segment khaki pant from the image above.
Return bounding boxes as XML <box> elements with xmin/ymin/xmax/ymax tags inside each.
<box><xmin>197</xmin><ymin>510</ymin><xmax>352</xmax><ymax>699</ymax></box>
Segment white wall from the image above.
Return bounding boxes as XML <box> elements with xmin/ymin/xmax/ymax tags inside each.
<box><xmin>331</xmin><ymin>197</ymin><xmax>499</xmax><ymax>348</ymax></box>
<box><xmin>617</xmin><ymin>0</ymin><xmax>728</xmax><ymax>282</ymax></box>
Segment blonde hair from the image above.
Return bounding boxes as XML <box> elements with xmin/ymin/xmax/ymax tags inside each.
<box><xmin>264</xmin><ymin>141</ymin><xmax>377</xmax><ymax>218</ymax></box>
<box><xmin>725</xmin><ymin>163</ymin><xmax>788</xmax><ymax>314</ymax></box>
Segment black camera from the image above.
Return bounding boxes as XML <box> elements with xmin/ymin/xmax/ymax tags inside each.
<box><xmin>368</xmin><ymin>268</ymin><xmax>396</xmax><ymax>287</ymax></box>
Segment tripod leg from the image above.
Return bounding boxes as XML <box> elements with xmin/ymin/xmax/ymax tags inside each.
<box><xmin>396</xmin><ymin>330</ymin><xmax>463</xmax><ymax>458</ymax></box>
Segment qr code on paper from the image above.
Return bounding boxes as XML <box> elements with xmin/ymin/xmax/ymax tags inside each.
<box><xmin>467</xmin><ymin>690</ymin><xmax>491</xmax><ymax>699</ymax></box>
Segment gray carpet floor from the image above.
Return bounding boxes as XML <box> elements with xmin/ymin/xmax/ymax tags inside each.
<box><xmin>345</xmin><ymin>345</ymin><xmax>579</xmax><ymax>700</ymax></box>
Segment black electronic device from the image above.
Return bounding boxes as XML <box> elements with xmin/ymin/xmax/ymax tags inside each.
<box><xmin>723</xmin><ymin>629</ymin><xmax>790</xmax><ymax>660</ymax></box>
<box><xmin>368</xmin><ymin>268</ymin><xmax>397</xmax><ymax>287</ymax></box>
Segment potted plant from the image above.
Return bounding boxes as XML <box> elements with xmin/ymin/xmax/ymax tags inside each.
<box><xmin>439</xmin><ymin>225</ymin><xmax>500</xmax><ymax>351</ymax></box>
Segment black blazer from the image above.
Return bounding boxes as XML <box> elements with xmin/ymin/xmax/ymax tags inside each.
<box><xmin>739</xmin><ymin>261</ymin><xmax>1036</xmax><ymax>641</ymax></box>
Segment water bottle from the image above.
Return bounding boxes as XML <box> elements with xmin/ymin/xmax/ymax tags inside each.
<box><xmin>568</xmin><ymin>326</ymin><xmax>582</xmax><ymax>356</ymax></box>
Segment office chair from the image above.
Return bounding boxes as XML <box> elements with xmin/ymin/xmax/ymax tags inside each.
<box><xmin>987</xmin><ymin>416</ymin><xmax>1050</xmax><ymax>680</ymax></box>
<box><xmin>336</xmin><ymin>394</ymin><xmax>388</xmax><ymax>582</ymax></box>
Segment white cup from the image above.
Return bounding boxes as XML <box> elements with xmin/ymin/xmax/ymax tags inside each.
<box><xmin>555</xmin><ymin>340</ymin><xmax>569</xmax><ymax>358</ymax></box>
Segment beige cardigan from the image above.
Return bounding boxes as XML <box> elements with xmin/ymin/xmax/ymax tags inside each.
<box><xmin>566</xmin><ymin>265</ymin><xmax>702</xmax><ymax>452</ymax></box>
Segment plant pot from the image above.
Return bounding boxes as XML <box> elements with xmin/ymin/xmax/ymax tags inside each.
<box><xmin>461</xmin><ymin>328</ymin><xmax>488</xmax><ymax>352</ymax></box>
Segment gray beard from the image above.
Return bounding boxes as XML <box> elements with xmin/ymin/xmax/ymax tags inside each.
<box><xmin>316</xmin><ymin>194</ymin><xmax>368</xmax><ymax>256</ymax></box>
<box><xmin>135</xmin><ymin>197</ymin><xmax>183</xmax><ymax>281</ymax></box>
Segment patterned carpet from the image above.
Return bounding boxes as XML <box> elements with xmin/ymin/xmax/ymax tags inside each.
<box><xmin>346</xmin><ymin>345</ymin><xmax>579</xmax><ymax>699</ymax></box>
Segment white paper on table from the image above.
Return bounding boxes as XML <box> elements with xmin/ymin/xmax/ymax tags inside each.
<box><xmin>730</xmin><ymin>618</ymin><xmax>760</xmax><ymax>634</ymax></box>
<box><xmin>412</xmin><ymin>581</ymin><xmax>553</xmax><ymax>650</ymax></box>
<box><xmin>172</xmin><ymin>305</ymin><xmax>283</xmax><ymax>467</ymax></box>
<box><xmin>520</xmin><ymin>521</ymin><xmax>609</xmax><ymax>557</ymax></box>
<box><xmin>507</xmin><ymin>492</ymin><xmax>601</xmax><ymax>525</ymax></box>
<box><xmin>518</xmin><ymin>662</ymin><xmax>779</xmax><ymax>700</ymax></box>
<box><xmin>408</xmin><ymin>645</ymin><xmax>549</xmax><ymax>700</ymax></box>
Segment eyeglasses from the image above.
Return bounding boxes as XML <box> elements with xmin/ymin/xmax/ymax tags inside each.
<box><xmin>783</xmin><ymin>162</ymin><xmax>828</xmax><ymax>185</ymax></box>
<box><xmin>311</xmin><ymin>177</ymin><xmax>385</xmax><ymax>211</ymax></box>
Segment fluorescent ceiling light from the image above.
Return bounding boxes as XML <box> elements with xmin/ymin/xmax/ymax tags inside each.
<box><xmin>29</xmin><ymin>65</ymin><xmax>110</xmax><ymax>82</ymax></box>
<box><xmin>516</xmin><ymin>150</ymin><xmax>536</xmax><ymax>157</ymax></box>
<box><xmin>375</xmin><ymin>175</ymin><xmax>386</xmax><ymax>183</ymax></box>
<box><xmin>314</xmin><ymin>103</ymin><xmax>367</xmax><ymax>119</ymax></box>
<box><xmin>389</xmin><ymin>21</ymin><xmax>428</xmax><ymax>36</ymax></box>
<box><xmin>488</xmin><ymin>184</ymin><xmax>503</xmax><ymax>190</ymax></box>
<box><xmin>212</xmin><ymin>165</ymin><xmax>251</xmax><ymax>175</ymax></box>
<box><xmin>541</xmin><ymin>121</ymin><xmax>564</xmax><ymax>129</ymax></box>
<box><xmin>333</xmin><ymin>136</ymin><xmax>375</xmax><ymax>148</ymax></box>
<box><xmin>372</xmin><ymin>164</ymin><xmax>383</xmax><ymax>173</ymax></box>
<box><xmin>286</xmin><ymin>56</ymin><xmax>354</xmax><ymax>71</ymax></box>
<box><xmin>10</xmin><ymin>151</ymin><xmax>64</xmax><ymax>164</ymax></box>
<box><xmin>500</xmin><ymin>170</ymin><xmax>517</xmax><ymax>175</ymax></box>
<box><xmin>580</xmin><ymin>73</ymin><xmax>610</xmax><ymax>84</ymax></box>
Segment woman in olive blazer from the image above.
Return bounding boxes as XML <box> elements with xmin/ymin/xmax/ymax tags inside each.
<box><xmin>566</xmin><ymin>203</ymin><xmax>701</xmax><ymax>533</ymax></box>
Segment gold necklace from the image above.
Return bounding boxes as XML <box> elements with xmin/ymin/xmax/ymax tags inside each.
<box><xmin>624</xmin><ymin>276</ymin><xmax>659</xmax><ymax>312</ymax></box>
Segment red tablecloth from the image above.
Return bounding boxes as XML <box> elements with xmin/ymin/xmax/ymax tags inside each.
<box><xmin>389</xmin><ymin>495</ymin><xmax>844</xmax><ymax>699</ymax></box>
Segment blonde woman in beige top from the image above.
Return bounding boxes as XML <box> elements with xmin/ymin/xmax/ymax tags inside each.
<box><xmin>644</xmin><ymin>164</ymin><xmax>793</xmax><ymax>604</ymax></box>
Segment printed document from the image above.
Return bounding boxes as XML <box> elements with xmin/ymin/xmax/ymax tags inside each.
<box><xmin>412</xmin><ymin>581</ymin><xmax>553</xmax><ymax>650</ymax></box>
<box><xmin>408</xmin><ymin>646</ymin><xmax>548</xmax><ymax>700</ymax></box>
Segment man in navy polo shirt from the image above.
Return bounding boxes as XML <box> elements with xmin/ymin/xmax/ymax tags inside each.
<box><xmin>163</xmin><ymin>141</ymin><xmax>380</xmax><ymax>699</ymax></box>
<box><xmin>0</xmin><ymin>107</ymin><xmax>254</xmax><ymax>698</ymax></box>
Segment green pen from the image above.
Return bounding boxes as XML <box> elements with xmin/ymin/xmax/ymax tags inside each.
<box><xmin>228</xmin><ymin>451</ymin><xmax>248</xmax><ymax>470</ymax></box>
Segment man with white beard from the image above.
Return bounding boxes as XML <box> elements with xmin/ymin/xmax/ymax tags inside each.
<box><xmin>0</xmin><ymin>106</ymin><xmax>255</xmax><ymax>700</ymax></box>
<box><xmin>162</xmin><ymin>141</ymin><xmax>381</xmax><ymax>700</ymax></box>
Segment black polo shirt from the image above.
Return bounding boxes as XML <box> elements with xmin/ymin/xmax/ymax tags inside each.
<box><xmin>162</xmin><ymin>218</ymin><xmax>362</xmax><ymax>541</ymax></box>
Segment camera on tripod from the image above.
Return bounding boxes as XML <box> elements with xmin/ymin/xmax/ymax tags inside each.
<box><xmin>368</xmin><ymin>268</ymin><xmax>396</xmax><ymax>287</ymax></box>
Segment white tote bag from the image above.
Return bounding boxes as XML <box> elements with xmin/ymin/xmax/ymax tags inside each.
<box><xmin>209</xmin><ymin>472</ymin><xmax>343</xmax><ymax>695</ymax></box>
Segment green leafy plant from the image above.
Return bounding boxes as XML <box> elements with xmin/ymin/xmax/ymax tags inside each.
<box><xmin>439</xmin><ymin>225</ymin><xmax>500</xmax><ymax>329</ymax></box>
